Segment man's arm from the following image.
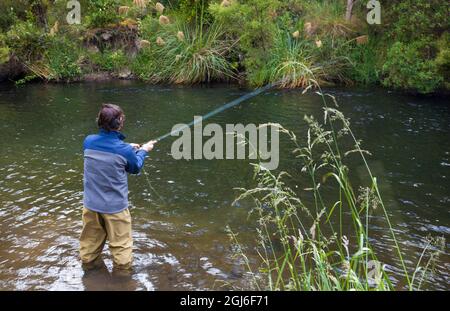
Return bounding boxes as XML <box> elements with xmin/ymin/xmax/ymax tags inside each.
<box><xmin>125</xmin><ymin>140</ymin><xmax>156</xmax><ymax>174</ymax></box>
<box><xmin>125</xmin><ymin>148</ymin><xmax>147</xmax><ymax>174</ymax></box>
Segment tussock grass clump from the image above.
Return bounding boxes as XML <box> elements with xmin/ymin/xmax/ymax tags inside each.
<box><xmin>229</xmin><ymin>85</ymin><xmax>445</xmax><ymax>290</ymax></box>
<box><xmin>259</xmin><ymin>31</ymin><xmax>350</xmax><ymax>88</ymax></box>
<box><xmin>164</xmin><ymin>21</ymin><xmax>236</xmax><ymax>83</ymax></box>
<box><xmin>133</xmin><ymin>18</ymin><xmax>236</xmax><ymax>84</ymax></box>
<box><xmin>302</xmin><ymin>0</ymin><xmax>358</xmax><ymax>39</ymax></box>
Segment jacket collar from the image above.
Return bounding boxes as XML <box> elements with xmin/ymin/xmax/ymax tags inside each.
<box><xmin>99</xmin><ymin>129</ymin><xmax>126</xmax><ymax>140</ymax></box>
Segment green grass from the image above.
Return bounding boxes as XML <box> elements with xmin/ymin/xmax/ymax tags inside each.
<box><xmin>89</xmin><ymin>49</ymin><xmax>128</xmax><ymax>72</ymax></box>
<box><xmin>301</xmin><ymin>0</ymin><xmax>355</xmax><ymax>39</ymax></box>
<box><xmin>251</xmin><ymin>29</ymin><xmax>350</xmax><ymax>88</ymax></box>
<box><xmin>46</xmin><ymin>37</ymin><xmax>83</xmax><ymax>81</ymax></box>
<box><xmin>133</xmin><ymin>12</ymin><xmax>236</xmax><ymax>84</ymax></box>
<box><xmin>345</xmin><ymin>37</ymin><xmax>383</xmax><ymax>85</ymax></box>
<box><xmin>229</xmin><ymin>82</ymin><xmax>444</xmax><ymax>290</ymax></box>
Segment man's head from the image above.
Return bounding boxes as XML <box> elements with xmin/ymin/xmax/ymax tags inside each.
<box><xmin>97</xmin><ymin>103</ymin><xmax>125</xmax><ymax>132</ymax></box>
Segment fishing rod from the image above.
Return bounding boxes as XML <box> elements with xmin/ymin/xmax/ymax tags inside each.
<box><xmin>152</xmin><ymin>82</ymin><xmax>278</xmax><ymax>143</ymax></box>
<box><xmin>139</xmin><ymin>82</ymin><xmax>279</xmax><ymax>203</ymax></box>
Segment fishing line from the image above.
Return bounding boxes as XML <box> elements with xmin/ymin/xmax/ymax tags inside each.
<box><xmin>141</xmin><ymin>81</ymin><xmax>279</xmax><ymax>203</ymax></box>
<box><xmin>153</xmin><ymin>82</ymin><xmax>278</xmax><ymax>142</ymax></box>
<box><xmin>142</xmin><ymin>166</ymin><xmax>164</xmax><ymax>203</ymax></box>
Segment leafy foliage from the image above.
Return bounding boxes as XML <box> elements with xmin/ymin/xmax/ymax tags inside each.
<box><xmin>0</xmin><ymin>0</ymin><xmax>447</xmax><ymax>92</ymax></box>
<box><xmin>46</xmin><ymin>37</ymin><xmax>82</xmax><ymax>81</ymax></box>
<box><xmin>210</xmin><ymin>0</ymin><xmax>281</xmax><ymax>85</ymax></box>
<box><xmin>5</xmin><ymin>18</ymin><xmax>48</xmax><ymax>63</ymax></box>
<box><xmin>86</xmin><ymin>0</ymin><xmax>122</xmax><ymax>28</ymax></box>
<box><xmin>133</xmin><ymin>18</ymin><xmax>235</xmax><ymax>83</ymax></box>
<box><xmin>0</xmin><ymin>35</ymin><xmax>10</xmax><ymax>65</ymax></box>
<box><xmin>89</xmin><ymin>49</ymin><xmax>128</xmax><ymax>72</ymax></box>
<box><xmin>385</xmin><ymin>0</ymin><xmax>449</xmax><ymax>42</ymax></box>
<box><xmin>382</xmin><ymin>39</ymin><xmax>443</xmax><ymax>94</ymax></box>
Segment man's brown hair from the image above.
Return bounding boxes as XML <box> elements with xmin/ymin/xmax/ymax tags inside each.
<box><xmin>97</xmin><ymin>103</ymin><xmax>125</xmax><ymax>132</ymax></box>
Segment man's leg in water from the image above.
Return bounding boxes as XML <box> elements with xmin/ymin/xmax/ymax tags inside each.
<box><xmin>79</xmin><ymin>207</ymin><xmax>107</xmax><ymax>267</ymax></box>
<box><xmin>103</xmin><ymin>208</ymin><xmax>133</xmax><ymax>270</ymax></box>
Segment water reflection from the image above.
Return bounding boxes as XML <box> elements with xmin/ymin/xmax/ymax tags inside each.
<box><xmin>81</xmin><ymin>258</ymin><xmax>138</xmax><ymax>291</ymax></box>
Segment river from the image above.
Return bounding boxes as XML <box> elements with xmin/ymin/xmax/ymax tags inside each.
<box><xmin>0</xmin><ymin>81</ymin><xmax>448</xmax><ymax>290</ymax></box>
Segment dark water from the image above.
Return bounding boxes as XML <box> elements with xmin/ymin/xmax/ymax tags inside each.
<box><xmin>0</xmin><ymin>81</ymin><xmax>448</xmax><ymax>290</ymax></box>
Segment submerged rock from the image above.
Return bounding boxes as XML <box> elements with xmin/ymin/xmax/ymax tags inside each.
<box><xmin>229</xmin><ymin>262</ymin><xmax>244</xmax><ymax>279</ymax></box>
<box><xmin>82</xmin><ymin>72</ymin><xmax>113</xmax><ymax>82</ymax></box>
<box><xmin>118</xmin><ymin>68</ymin><xmax>132</xmax><ymax>79</ymax></box>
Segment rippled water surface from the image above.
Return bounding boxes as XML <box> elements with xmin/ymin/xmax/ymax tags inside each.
<box><xmin>0</xmin><ymin>82</ymin><xmax>448</xmax><ymax>290</ymax></box>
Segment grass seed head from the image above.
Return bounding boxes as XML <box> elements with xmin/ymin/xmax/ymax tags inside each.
<box><xmin>139</xmin><ymin>39</ymin><xmax>150</xmax><ymax>49</ymax></box>
<box><xmin>304</xmin><ymin>22</ymin><xmax>316</xmax><ymax>37</ymax></box>
<box><xmin>221</xmin><ymin>0</ymin><xmax>231</xmax><ymax>7</ymax></box>
<box><xmin>155</xmin><ymin>2</ymin><xmax>165</xmax><ymax>14</ymax></box>
<box><xmin>177</xmin><ymin>31</ymin><xmax>185</xmax><ymax>41</ymax></box>
<box><xmin>159</xmin><ymin>15</ymin><xmax>170</xmax><ymax>25</ymax></box>
<box><xmin>156</xmin><ymin>36</ymin><xmax>165</xmax><ymax>46</ymax></box>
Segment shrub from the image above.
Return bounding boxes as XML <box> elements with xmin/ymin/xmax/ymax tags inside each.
<box><xmin>253</xmin><ymin>29</ymin><xmax>351</xmax><ymax>88</ymax></box>
<box><xmin>0</xmin><ymin>34</ymin><xmax>10</xmax><ymax>64</ymax></box>
<box><xmin>130</xmin><ymin>47</ymin><xmax>156</xmax><ymax>80</ymax></box>
<box><xmin>177</xmin><ymin>0</ymin><xmax>213</xmax><ymax>23</ymax></box>
<box><xmin>89</xmin><ymin>49</ymin><xmax>128</xmax><ymax>72</ymax></box>
<box><xmin>385</xmin><ymin>0</ymin><xmax>449</xmax><ymax>42</ymax></box>
<box><xmin>0</xmin><ymin>0</ymin><xmax>28</xmax><ymax>32</ymax></box>
<box><xmin>301</xmin><ymin>0</ymin><xmax>357</xmax><ymax>39</ymax></box>
<box><xmin>344</xmin><ymin>37</ymin><xmax>384</xmax><ymax>85</ymax></box>
<box><xmin>133</xmin><ymin>16</ymin><xmax>235</xmax><ymax>83</ymax></box>
<box><xmin>210</xmin><ymin>0</ymin><xmax>281</xmax><ymax>85</ymax></box>
<box><xmin>382</xmin><ymin>40</ymin><xmax>443</xmax><ymax>94</ymax></box>
<box><xmin>434</xmin><ymin>32</ymin><xmax>450</xmax><ymax>89</ymax></box>
<box><xmin>86</xmin><ymin>0</ymin><xmax>121</xmax><ymax>28</ymax></box>
<box><xmin>5</xmin><ymin>19</ymin><xmax>48</xmax><ymax>63</ymax></box>
<box><xmin>45</xmin><ymin>37</ymin><xmax>82</xmax><ymax>81</ymax></box>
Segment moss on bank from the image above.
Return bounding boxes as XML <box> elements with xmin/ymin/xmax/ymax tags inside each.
<box><xmin>0</xmin><ymin>0</ymin><xmax>448</xmax><ymax>94</ymax></box>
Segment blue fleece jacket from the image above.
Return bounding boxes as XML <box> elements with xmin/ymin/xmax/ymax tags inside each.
<box><xmin>83</xmin><ymin>129</ymin><xmax>148</xmax><ymax>214</ymax></box>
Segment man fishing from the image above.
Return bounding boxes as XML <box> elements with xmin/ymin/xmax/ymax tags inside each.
<box><xmin>80</xmin><ymin>103</ymin><xmax>156</xmax><ymax>271</ymax></box>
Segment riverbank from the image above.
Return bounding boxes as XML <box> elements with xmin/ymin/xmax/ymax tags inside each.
<box><xmin>0</xmin><ymin>1</ymin><xmax>448</xmax><ymax>94</ymax></box>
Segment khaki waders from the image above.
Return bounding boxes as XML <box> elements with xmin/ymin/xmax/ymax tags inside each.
<box><xmin>79</xmin><ymin>207</ymin><xmax>133</xmax><ymax>269</ymax></box>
